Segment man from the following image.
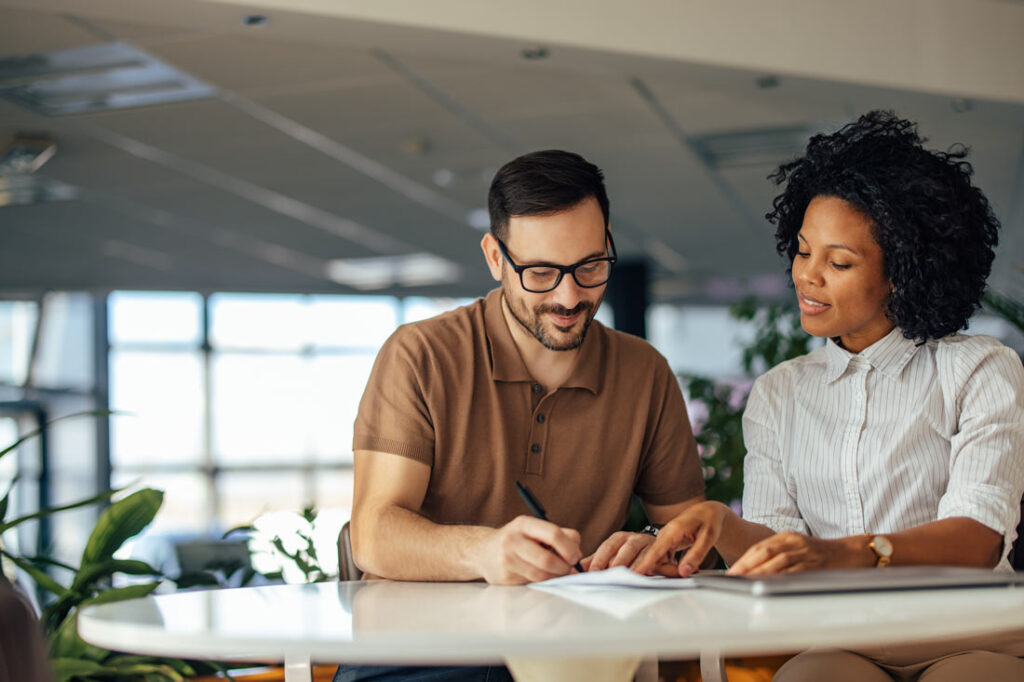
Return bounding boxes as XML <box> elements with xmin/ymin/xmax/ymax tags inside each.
<box><xmin>350</xmin><ymin>150</ymin><xmax>705</xmax><ymax>586</ymax></box>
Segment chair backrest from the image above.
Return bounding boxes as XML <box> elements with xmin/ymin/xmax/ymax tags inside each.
<box><xmin>337</xmin><ymin>520</ymin><xmax>363</xmax><ymax>581</ymax></box>
<box><xmin>0</xmin><ymin>581</ymin><xmax>52</xmax><ymax>682</ymax></box>
<box><xmin>1011</xmin><ymin>498</ymin><xmax>1024</xmax><ymax>571</ymax></box>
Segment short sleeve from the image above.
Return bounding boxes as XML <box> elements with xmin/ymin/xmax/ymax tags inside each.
<box><xmin>634</xmin><ymin>358</ymin><xmax>705</xmax><ymax>505</ymax></box>
<box><xmin>937</xmin><ymin>341</ymin><xmax>1024</xmax><ymax>558</ymax></box>
<box><xmin>741</xmin><ymin>375</ymin><xmax>808</xmax><ymax>534</ymax></box>
<box><xmin>352</xmin><ymin>326</ymin><xmax>435</xmax><ymax>466</ymax></box>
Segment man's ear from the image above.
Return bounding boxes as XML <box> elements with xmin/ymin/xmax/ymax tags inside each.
<box><xmin>481</xmin><ymin>233</ymin><xmax>503</xmax><ymax>282</ymax></box>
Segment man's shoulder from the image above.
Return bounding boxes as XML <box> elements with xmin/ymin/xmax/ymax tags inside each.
<box><xmin>598</xmin><ymin>323</ymin><xmax>672</xmax><ymax>371</ymax></box>
<box><xmin>387</xmin><ymin>297</ymin><xmax>486</xmax><ymax>353</ymax></box>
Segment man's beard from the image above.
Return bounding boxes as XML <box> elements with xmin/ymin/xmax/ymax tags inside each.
<box><xmin>504</xmin><ymin>285</ymin><xmax>599</xmax><ymax>351</ymax></box>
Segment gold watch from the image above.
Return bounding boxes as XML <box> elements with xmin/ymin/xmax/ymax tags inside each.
<box><xmin>868</xmin><ymin>535</ymin><xmax>893</xmax><ymax>568</ymax></box>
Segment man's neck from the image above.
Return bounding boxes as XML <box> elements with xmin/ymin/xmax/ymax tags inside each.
<box><xmin>500</xmin><ymin>294</ymin><xmax>580</xmax><ymax>390</ymax></box>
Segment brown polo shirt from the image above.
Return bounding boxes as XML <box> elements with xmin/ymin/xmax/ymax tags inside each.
<box><xmin>353</xmin><ymin>288</ymin><xmax>703</xmax><ymax>554</ymax></box>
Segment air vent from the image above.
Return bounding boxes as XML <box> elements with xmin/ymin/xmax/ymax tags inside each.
<box><xmin>0</xmin><ymin>42</ymin><xmax>216</xmax><ymax>116</ymax></box>
<box><xmin>692</xmin><ymin>125</ymin><xmax>814</xmax><ymax>169</ymax></box>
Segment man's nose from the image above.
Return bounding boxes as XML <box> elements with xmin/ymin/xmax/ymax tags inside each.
<box><xmin>549</xmin><ymin>272</ymin><xmax>584</xmax><ymax>308</ymax></box>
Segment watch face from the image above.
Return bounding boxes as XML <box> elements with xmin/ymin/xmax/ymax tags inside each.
<box><xmin>873</xmin><ymin>535</ymin><xmax>893</xmax><ymax>557</ymax></box>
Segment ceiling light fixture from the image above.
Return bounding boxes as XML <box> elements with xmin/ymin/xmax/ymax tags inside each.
<box><xmin>327</xmin><ymin>253</ymin><xmax>461</xmax><ymax>290</ymax></box>
<box><xmin>0</xmin><ymin>42</ymin><xmax>216</xmax><ymax>116</ymax></box>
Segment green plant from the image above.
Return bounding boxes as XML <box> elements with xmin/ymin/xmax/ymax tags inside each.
<box><xmin>684</xmin><ymin>298</ymin><xmax>811</xmax><ymax>505</ymax></box>
<box><xmin>0</xmin><ymin>414</ymin><xmax>231</xmax><ymax>681</ymax></box>
<box><xmin>983</xmin><ymin>290</ymin><xmax>1024</xmax><ymax>337</ymax></box>
<box><xmin>226</xmin><ymin>506</ymin><xmax>332</xmax><ymax>583</ymax></box>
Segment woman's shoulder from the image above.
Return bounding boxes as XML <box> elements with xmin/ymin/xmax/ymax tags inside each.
<box><xmin>931</xmin><ymin>333</ymin><xmax>1024</xmax><ymax>382</ymax></box>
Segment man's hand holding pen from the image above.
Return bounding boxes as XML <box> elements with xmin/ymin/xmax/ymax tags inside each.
<box><xmin>473</xmin><ymin>515</ymin><xmax>583</xmax><ymax>585</ymax></box>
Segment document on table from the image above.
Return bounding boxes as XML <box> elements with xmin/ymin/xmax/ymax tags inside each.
<box><xmin>532</xmin><ymin>566</ymin><xmax>701</xmax><ymax>590</ymax></box>
<box><xmin>528</xmin><ymin>567</ymin><xmax>699</xmax><ymax>619</ymax></box>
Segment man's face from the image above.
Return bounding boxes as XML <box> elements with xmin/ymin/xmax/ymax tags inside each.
<box><xmin>483</xmin><ymin>196</ymin><xmax>610</xmax><ymax>351</ymax></box>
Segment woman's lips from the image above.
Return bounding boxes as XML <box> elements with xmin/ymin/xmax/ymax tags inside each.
<box><xmin>798</xmin><ymin>294</ymin><xmax>831</xmax><ymax>315</ymax></box>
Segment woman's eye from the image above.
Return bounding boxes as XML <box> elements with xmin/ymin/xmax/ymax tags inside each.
<box><xmin>831</xmin><ymin>262</ymin><xmax>851</xmax><ymax>270</ymax></box>
<box><xmin>796</xmin><ymin>251</ymin><xmax>810</xmax><ymax>258</ymax></box>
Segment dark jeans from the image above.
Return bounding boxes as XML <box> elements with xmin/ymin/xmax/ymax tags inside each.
<box><xmin>333</xmin><ymin>665</ymin><xmax>514</xmax><ymax>682</ymax></box>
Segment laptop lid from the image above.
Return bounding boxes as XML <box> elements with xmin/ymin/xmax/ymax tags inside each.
<box><xmin>693</xmin><ymin>566</ymin><xmax>1024</xmax><ymax>597</ymax></box>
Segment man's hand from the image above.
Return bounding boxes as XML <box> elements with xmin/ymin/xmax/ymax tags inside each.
<box><xmin>633</xmin><ymin>501</ymin><xmax>729</xmax><ymax>577</ymax></box>
<box><xmin>474</xmin><ymin>515</ymin><xmax>583</xmax><ymax>585</ymax></box>
<box><xmin>727</xmin><ymin>532</ymin><xmax>848</xmax><ymax>575</ymax></box>
<box><xmin>582</xmin><ymin>531</ymin><xmax>656</xmax><ymax>572</ymax></box>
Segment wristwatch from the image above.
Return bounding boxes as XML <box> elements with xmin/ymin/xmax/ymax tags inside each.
<box><xmin>868</xmin><ymin>535</ymin><xmax>893</xmax><ymax>567</ymax></box>
<box><xmin>640</xmin><ymin>524</ymin><xmax>660</xmax><ymax>537</ymax></box>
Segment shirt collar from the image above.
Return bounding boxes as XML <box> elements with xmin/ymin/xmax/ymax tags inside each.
<box><xmin>483</xmin><ymin>288</ymin><xmax>603</xmax><ymax>394</ymax></box>
<box><xmin>824</xmin><ymin>327</ymin><xmax>920</xmax><ymax>384</ymax></box>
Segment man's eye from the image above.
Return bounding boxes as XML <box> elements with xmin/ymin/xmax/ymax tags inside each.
<box><xmin>529</xmin><ymin>268</ymin><xmax>556</xmax><ymax>278</ymax></box>
<box><xmin>577</xmin><ymin>263</ymin><xmax>600</xmax><ymax>274</ymax></box>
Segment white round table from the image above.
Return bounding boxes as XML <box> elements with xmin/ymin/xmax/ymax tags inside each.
<box><xmin>79</xmin><ymin>579</ymin><xmax>1024</xmax><ymax>682</ymax></box>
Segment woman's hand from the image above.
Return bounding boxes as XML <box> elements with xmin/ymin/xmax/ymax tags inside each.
<box><xmin>727</xmin><ymin>531</ymin><xmax>864</xmax><ymax>575</ymax></box>
<box><xmin>632</xmin><ymin>501</ymin><xmax>730</xmax><ymax>577</ymax></box>
<box><xmin>582</xmin><ymin>531</ymin><xmax>656</xmax><ymax>572</ymax></box>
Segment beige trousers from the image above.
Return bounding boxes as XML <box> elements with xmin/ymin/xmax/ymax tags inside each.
<box><xmin>774</xmin><ymin>629</ymin><xmax>1024</xmax><ymax>682</ymax></box>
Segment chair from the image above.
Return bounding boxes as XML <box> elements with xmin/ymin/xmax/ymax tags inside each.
<box><xmin>1011</xmin><ymin>497</ymin><xmax>1024</xmax><ymax>571</ymax></box>
<box><xmin>0</xmin><ymin>580</ymin><xmax>52</xmax><ymax>682</ymax></box>
<box><xmin>337</xmin><ymin>520</ymin><xmax>362</xmax><ymax>581</ymax></box>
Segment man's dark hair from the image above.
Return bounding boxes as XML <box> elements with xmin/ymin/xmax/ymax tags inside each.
<box><xmin>767</xmin><ymin>110</ymin><xmax>1000</xmax><ymax>342</ymax></box>
<box><xmin>488</xmin><ymin>150</ymin><xmax>610</xmax><ymax>240</ymax></box>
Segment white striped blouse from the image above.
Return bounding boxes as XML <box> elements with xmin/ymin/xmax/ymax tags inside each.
<box><xmin>741</xmin><ymin>327</ymin><xmax>1024</xmax><ymax>571</ymax></box>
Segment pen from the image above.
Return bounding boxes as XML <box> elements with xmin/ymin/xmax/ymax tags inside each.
<box><xmin>514</xmin><ymin>481</ymin><xmax>585</xmax><ymax>573</ymax></box>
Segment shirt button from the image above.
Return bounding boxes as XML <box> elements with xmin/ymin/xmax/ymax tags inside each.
<box><xmin>531</xmin><ymin>443</ymin><xmax>541</xmax><ymax>453</ymax></box>
<box><xmin>532</xmin><ymin>383</ymin><xmax>543</xmax><ymax>394</ymax></box>
<box><xmin>536</xmin><ymin>414</ymin><xmax>546</xmax><ymax>423</ymax></box>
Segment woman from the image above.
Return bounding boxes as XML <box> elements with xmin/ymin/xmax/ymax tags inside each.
<box><xmin>636</xmin><ymin>111</ymin><xmax>1024</xmax><ymax>681</ymax></box>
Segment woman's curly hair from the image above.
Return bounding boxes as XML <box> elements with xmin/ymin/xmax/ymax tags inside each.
<box><xmin>766</xmin><ymin>110</ymin><xmax>1000</xmax><ymax>342</ymax></box>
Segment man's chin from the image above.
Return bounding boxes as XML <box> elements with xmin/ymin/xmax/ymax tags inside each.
<box><xmin>537</xmin><ymin>322</ymin><xmax>588</xmax><ymax>351</ymax></box>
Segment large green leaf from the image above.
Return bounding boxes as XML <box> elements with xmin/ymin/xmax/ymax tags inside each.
<box><xmin>1</xmin><ymin>549</ymin><xmax>68</xmax><ymax>596</ymax></box>
<box><xmin>0</xmin><ymin>483</ymin><xmax>10</xmax><ymax>524</ymax></box>
<box><xmin>80</xmin><ymin>488</ymin><xmax>162</xmax><ymax>567</ymax></box>
<box><xmin>0</xmin><ymin>410</ymin><xmax>114</xmax><ymax>462</ymax></box>
<box><xmin>71</xmin><ymin>558</ymin><xmax>160</xmax><ymax>592</ymax></box>
<box><xmin>50</xmin><ymin>657</ymin><xmax>105</xmax><ymax>682</ymax></box>
<box><xmin>99</xmin><ymin>661</ymin><xmax>185</xmax><ymax>682</ymax></box>
<box><xmin>79</xmin><ymin>581</ymin><xmax>160</xmax><ymax>608</ymax></box>
<box><xmin>0</xmin><ymin>487</ymin><xmax>122</xmax><ymax>534</ymax></box>
<box><xmin>49</xmin><ymin>612</ymin><xmax>109</xmax><ymax>662</ymax></box>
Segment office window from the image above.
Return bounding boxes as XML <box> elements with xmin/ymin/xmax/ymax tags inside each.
<box><xmin>108</xmin><ymin>291</ymin><xmax>471</xmax><ymax>546</ymax></box>
<box><xmin>0</xmin><ymin>301</ymin><xmax>38</xmax><ymax>386</ymax></box>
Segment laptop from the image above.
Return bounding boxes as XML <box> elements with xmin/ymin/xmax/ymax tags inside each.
<box><xmin>692</xmin><ymin>566</ymin><xmax>1024</xmax><ymax>597</ymax></box>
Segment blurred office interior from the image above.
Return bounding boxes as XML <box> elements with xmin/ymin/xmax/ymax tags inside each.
<box><xmin>1</xmin><ymin>0</ymin><xmax>1022</xmax><ymax>577</ymax></box>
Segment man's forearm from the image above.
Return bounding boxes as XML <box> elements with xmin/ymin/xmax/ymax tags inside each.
<box><xmin>352</xmin><ymin>502</ymin><xmax>494</xmax><ymax>581</ymax></box>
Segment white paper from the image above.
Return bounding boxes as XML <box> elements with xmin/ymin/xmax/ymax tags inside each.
<box><xmin>531</xmin><ymin>582</ymin><xmax>679</xmax><ymax>619</ymax></box>
<box><xmin>532</xmin><ymin>565</ymin><xmax>700</xmax><ymax>589</ymax></box>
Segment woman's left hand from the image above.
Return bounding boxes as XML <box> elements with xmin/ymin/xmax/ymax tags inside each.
<box><xmin>727</xmin><ymin>531</ymin><xmax>851</xmax><ymax>575</ymax></box>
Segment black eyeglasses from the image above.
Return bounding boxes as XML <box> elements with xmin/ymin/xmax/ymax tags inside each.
<box><xmin>495</xmin><ymin>230</ymin><xmax>617</xmax><ymax>293</ymax></box>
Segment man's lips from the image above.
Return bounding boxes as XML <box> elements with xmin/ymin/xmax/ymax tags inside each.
<box><xmin>549</xmin><ymin>311</ymin><xmax>582</xmax><ymax>327</ymax></box>
<box><xmin>797</xmin><ymin>292</ymin><xmax>831</xmax><ymax>315</ymax></box>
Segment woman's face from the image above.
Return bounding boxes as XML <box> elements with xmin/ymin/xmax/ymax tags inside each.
<box><xmin>792</xmin><ymin>195</ymin><xmax>894</xmax><ymax>353</ymax></box>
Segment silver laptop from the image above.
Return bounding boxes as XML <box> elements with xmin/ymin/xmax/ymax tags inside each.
<box><xmin>692</xmin><ymin>566</ymin><xmax>1024</xmax><ymax>597</ymax></box>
